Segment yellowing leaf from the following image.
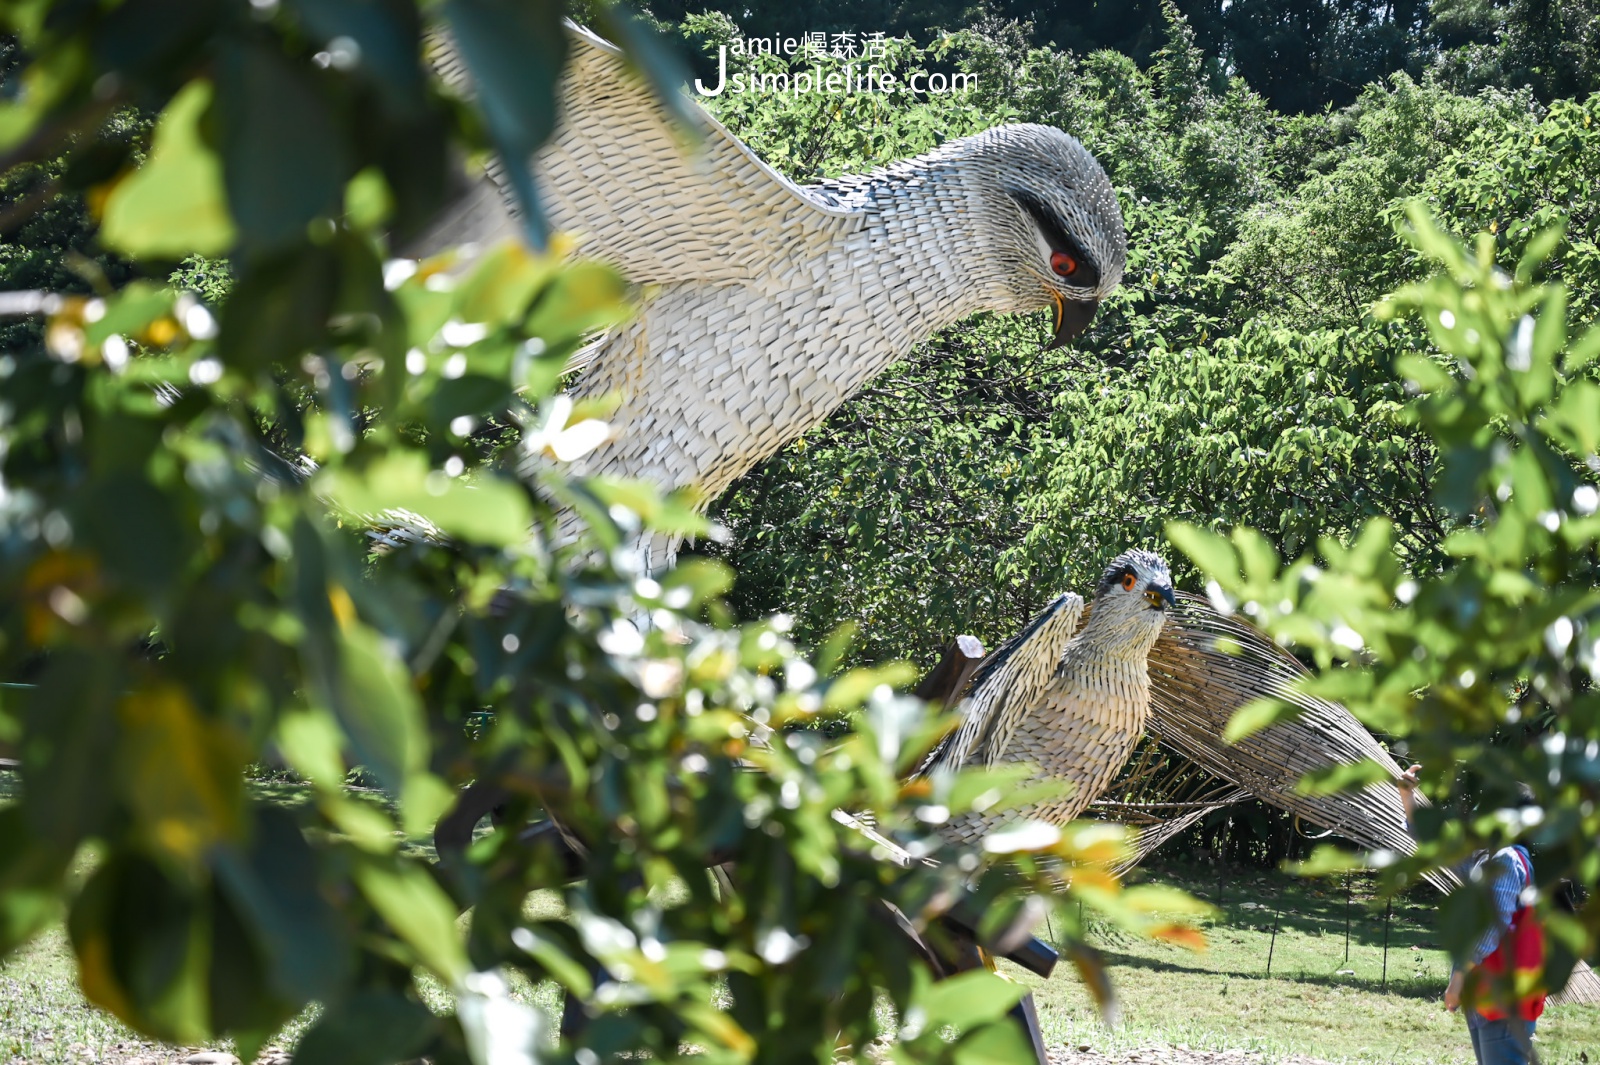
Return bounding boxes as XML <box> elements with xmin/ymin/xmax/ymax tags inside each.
<box><xmin>117</xmin><ymin>683</ymin><xmax>245</xmax><ymax>862</ymax></box>
<box><xmin>100</xmin><ymin>80</ymin><xmax>236</xmax><ymax>257</ymax></box>
<box><xmin>1150</xmin><ymin>923</ymin><xmax>1208</xmax><ymax>952</ymax></box>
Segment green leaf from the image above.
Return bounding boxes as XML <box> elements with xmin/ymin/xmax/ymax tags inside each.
<box><xmin>944</xmin><ymin>764</ymin><xmax>1041</xmax><ymax>815</ymax></box>
<box><xmin>218</xmin><ymin>243</ymin><xmax>339</xmax><ymax>369</ymax></box>
<box><xmin>0</xmin><ymin>808</ymin><xmax>71</xmax><ymax>954</ymax></box>
<box><xmin>291</xmin><ymin>990</ymin><xmax>437</xmax><ymax>1065</ymax></box>
<box><xmin>283</xmin><ymin>0</ymin><xmax>426</xmax><ymax>105</ymax></box>
<box><xmin>332</xmin><ymin>619</ymin><xmax>428</xmax><ymax>793</ymax></box>
<box><xmin>817</xmin><ymin>621</ymin><xmax>859</xmax><ymax>677</ymax></box>
<box><xmin>1567</xmin><ymin>323</ymin><xmax>1600</xmax><ymax>373</ymax></box>
<box><xmin>352</xmin><ymin>856</ymin><xmax>470</xmax><ymax>982</ymax></box>
<box><xmin>919</xmin><ymin>969</ymin><xmax>1028</xmax><ymax>1032</ymax></box>
<box><xmin>317</xmin><ymin>450</ymin><xmax>534</xmax><ymax>547</ymax></box>
<box><xmin>587</xmin><ymin>3</ymin><xmax>699</xmax><ymax>134</ymax></box>
<box><xmin>1117</xmin><ymin>884</ymin><xmax>1214</xmax><ymax>917</ymax></box>
<box><xmin>100</xmin><ymin>80</ymin><xmax>236</xmax><ymax>257</ymax></box>
<box><xmin>1286</xmin><ymin>844</ymin><xmax>1367</xmax><ymax>877</ymax></box>
<box><xmin>212</xmin><ymin>805</ymin><xmax>351</xmax><ymax>1003</ymax></box>
<box><xmin>523</xmin><ymin>259</ymin><xmax>631</xmax><ymax>344</ymax></box>
<box><xmin>512</xmin><ymin>924</ymin><xmax>595</xmax><ymax>997</ymax></box>
<box><xmin>443</xmin><ymin>0</ymin><xmax>568</xmax><ymax>247</ymax></box>
<box><xmin>275</xmin><ymin>707</ymin><xmax>347</xmax><ymax>790</ymax></box>
<box><xmin>1222</xmin><ymin>695</ymin><xmax>1304</xmax><ymax>744</ymax></box>
<box><xmin>1294</xmin><ymin>758</ymin><xmax>1390</xmax><ymax>797</ymax></box>
<box><xmin>950</xmin><ymin>1020</ymin><xmax>1038</xmax><ymax>1065</ymax></box>
<box><xmin>68</xmin><ymin>853</ymin><xmax>210</xmax><ymax>1044</ymax></box>
<box><xmin>1165</xmin><ymin>521</ymin><xmax>1237</xmax><ymax>584</ymax></box>
<box><xmin>216</xmin><ymin>41</ymin><xmax>347</xmax><ymax>250</ymax></box>
<box><xmin>1515</xmin><ymin>216</ymin><xmax>1567</xmax><ymax>282</ymax></box>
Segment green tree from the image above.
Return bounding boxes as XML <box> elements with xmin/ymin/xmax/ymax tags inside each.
<box><xmin>1430</xmin><ymin>0</ymin><xmax>1600</xmax><ymax>101</ymax></box>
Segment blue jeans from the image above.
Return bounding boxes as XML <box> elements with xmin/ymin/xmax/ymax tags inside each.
<box><xmin>1467</xmin><ymin>1012</ymin><xmax>1536</xmax><ymax>1065</ymax></box>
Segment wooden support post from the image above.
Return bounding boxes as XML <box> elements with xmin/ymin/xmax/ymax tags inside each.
<box><xmin>1010</xmin><ymin>992</ymin><xmax>1049</xmax><ymax>1065</ymax></box>
<box><xmin>914</xmin><ymin>635</ymin><xmax>985</xmax><ymax>707</ymax></box>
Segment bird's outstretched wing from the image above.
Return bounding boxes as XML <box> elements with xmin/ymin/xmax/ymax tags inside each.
<box><xmin>921</xmin><ymin>592</ymin><xmax>1085</xmax><ymax>776</ymax></box>
<box><xmin>1145</xmin><ymin>593</ymin><xmax>1450</xmax><ymax>888</ymax></box>
<box><xmin>413</xmin><ymin>23</ymin><xmax>857</xmax><ymax>280</ymax></box>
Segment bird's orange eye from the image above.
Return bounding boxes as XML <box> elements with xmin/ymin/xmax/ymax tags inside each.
<box><xmin>1051</xmin><ymin>250</ymin><xmax>1079</xmax><ymax>278</ymax></box>
<box><xmin>1120</xmin><ymin>572</ymin><xmax>1137</xmax><ymax>591</ymax></box>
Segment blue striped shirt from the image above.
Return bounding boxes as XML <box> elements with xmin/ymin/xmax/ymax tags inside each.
<box><xmin>1462</xmin><ymin>846</ymin><xmax>1532</xmax><ymax>966</ymax></box>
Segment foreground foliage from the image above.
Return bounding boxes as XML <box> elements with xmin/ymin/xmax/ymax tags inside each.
<box><xmin>0</xmin><ymin>3</ymin><xmax>1204</xmax><ymax>1063</ymax></box>
<box><xmin>1170</xmin><ymin>212</ymin><xmax>1600</xmax><ymax>1002</ymax></box>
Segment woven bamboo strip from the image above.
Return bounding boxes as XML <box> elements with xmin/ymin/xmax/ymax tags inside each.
<box><xmin>1138</xmin><ymin>593</ymin><xmax>1455</xmax><ymax>893</ymax></box>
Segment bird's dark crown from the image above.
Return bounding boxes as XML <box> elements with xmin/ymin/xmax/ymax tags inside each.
<box><xmin>1093</xmin><ymin>548</ymin><xmax>1171</xmax><ymax>600</ymax></box>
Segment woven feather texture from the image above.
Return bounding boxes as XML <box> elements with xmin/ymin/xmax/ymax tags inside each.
<box><xmin>412</xmin><ymin>22</ymin><xmax>1126</xmax><ymax>568</ymax></box>
<box><xmin>922</xmin><ymin>550</ymin><xmax>1173</xmax><ymax>846</ymax></box>
<box><xmin>923</xmin><ymin>570</ymin><xmax>1453</xmax><ymax>890</ymax></box>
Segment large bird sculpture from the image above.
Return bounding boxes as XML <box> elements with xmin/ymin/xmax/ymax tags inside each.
<box><xmin>415</xmin><ymin>25</ymin><xmax>1126</xmax><ymax>567</ymax></box>
<box><xmin>920</xmin><ymin>549</ymin><xmax>1174</xmax><ymax>844</ymax></box>
<box><xmin>915</xmin><ymin>565</ymin><xmax>1446</xmax><ymax>891</ymax></box>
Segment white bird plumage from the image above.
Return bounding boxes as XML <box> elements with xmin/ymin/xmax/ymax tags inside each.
<box><xmin>414</xmin><ymin>24</ymin><xmax>1126</xmax><ymax>567</ymax></box>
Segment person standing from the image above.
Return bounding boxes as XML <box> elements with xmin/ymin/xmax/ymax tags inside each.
<box><xmin>1397</xmin><ymin>764</ymin><xmax>1547</xmax><ymax>1065</ymax></box>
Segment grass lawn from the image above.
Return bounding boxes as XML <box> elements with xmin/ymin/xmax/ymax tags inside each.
<box><xmin>3</xmin><ymin>769</ymin><xmax>1596</xmax><ymax>1063</ymax></box>
<box><xmin>1014</xmin><ymin>858</ymin><xmax>1600</xmax><ymax>1064</ymax></box>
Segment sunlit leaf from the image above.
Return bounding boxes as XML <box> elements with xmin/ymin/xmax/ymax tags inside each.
<box><xmin>100</xmin><ymin>80</ymin><xmax>236</xmax><ymax>256</ymax></box>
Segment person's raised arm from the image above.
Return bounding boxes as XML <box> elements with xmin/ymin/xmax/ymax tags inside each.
<box><xmin>1398</xmin><ymin>763</ymin><xmax>1422</xmax><ymax>835</ymax></box>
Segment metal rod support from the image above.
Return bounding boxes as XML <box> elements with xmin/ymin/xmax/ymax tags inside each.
<box><xmin>1381</xmin><ymin>897</ymin><xmax>1393</xmax><ymax>990</ymax></box>
<box><xmin>1267</xmin><ymin>906</ymin><xmax>1281</xmax><ymax>977</ymax></box>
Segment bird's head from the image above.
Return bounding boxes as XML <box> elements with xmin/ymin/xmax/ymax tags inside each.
<box><xmin>976</xmin><ymin>125</ymin><xmax>1125</xmax><ymax>349</ymax></box>
<box><xmin>1086</xmin><ymin>548</ymin><xmax>1174</xmax><ymax>646</ymax></box>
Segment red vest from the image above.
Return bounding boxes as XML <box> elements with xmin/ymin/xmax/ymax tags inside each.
<box><xmin>1469</xmin><ymin>847</ymin><xmax>1547</xmax><ymax>1023</ymax></box>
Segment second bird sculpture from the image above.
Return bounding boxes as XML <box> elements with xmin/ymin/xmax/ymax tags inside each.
<box><xmin>417</xmin><ymin>25</ymin><xmax>1127</xmax><ymax>566</ymax></box>
<box><xmin>922</xmin><ymin>549</ymin><xmax>1174</xmax><ymax>844</ymax></box>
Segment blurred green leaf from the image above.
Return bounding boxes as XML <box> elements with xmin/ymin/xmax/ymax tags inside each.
<box><xmin>1222</xmin><ymin>695</ymin><xmax>1304</xmax><ymax>744</ymax></box>
<box><xmin>318</xmin><ymin>450</ymin><xmax>534</xmax><ymax>547</ymax></box>
<box><xmin>352</xmin><ymin>856</ymin><xmax>469</xmax><ymax>981</ymax></box>
<box><xmin>100</xmin><ymin>79</ymin><xmax>236</xmax><ymax>257</ymax></box>
<box><xmin>216</xmin><ymin>41</ymin><xmax>347</xmax><ymax>250</ymax></box>
<box><xmin>918</xmin><ymin>969</ymin><xmax>1027</xmax><ymax>1033</ymax></box>
<box><xmin>291</xmin><ymin>990</ymin><xmax>437</xmax><ymax>1065</ymax></box>
<box><xmin>331</xmin><ymin>619</ymin><xmax>428</xmax><ymax>793</ymax></box>
<box><xmin>442</xmin><ymin>0</ymin><xmax>568</xmax><ymax>247</ymax></box>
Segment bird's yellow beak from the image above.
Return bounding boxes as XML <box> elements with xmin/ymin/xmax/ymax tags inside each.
<box><xmin>1045</xmin><ymin>291</ymin><xmax>1099</xmax><ymax>350</ymax></box>
<box><xmin>1145</xmin><ymin>586</ymin><xmax>1174</xmax><ymax>610</ymax></box>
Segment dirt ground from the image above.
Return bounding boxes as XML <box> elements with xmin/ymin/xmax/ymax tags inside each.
<box><xmin>52</xmin><ymin>1042</ymin><xmax>1341</xmax><ymax>1065</ymax></box>
<box><xmin>1047</xmin><ymin>1046</ymin><xmax>1335</xmax><ymax>1065</ymax></box>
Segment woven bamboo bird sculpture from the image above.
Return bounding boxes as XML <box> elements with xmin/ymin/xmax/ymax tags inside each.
<box><xmin>415</xmin><ymin>25</ymin><xmax>1125</xmax><ymax>567</ymax></box>
<box><xmin>915</xmin><ymin>561</ymin><xmax>1433</xmax><ymax>882</ymax></box>
<box><xmin>920</xmin><ymin>549</ymin><xmax>1174</xmax><ymax>844</ymax></box>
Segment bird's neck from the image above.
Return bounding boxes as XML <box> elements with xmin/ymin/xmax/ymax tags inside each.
<box><xmin>1064</xmin><ymin>614</ymin><xmax>1165</xmax><ymax>671</ymax></box>
<box><xmin>857</xmin><ymin>161</ymin><xmax>1031</xmax><ymax>346</ymax></box>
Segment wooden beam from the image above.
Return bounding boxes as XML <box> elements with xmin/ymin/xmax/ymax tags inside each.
<box><xmin>913</xmin><ymin>634</ymin><xmax>985</xmax><ymax>707</ymax></box>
